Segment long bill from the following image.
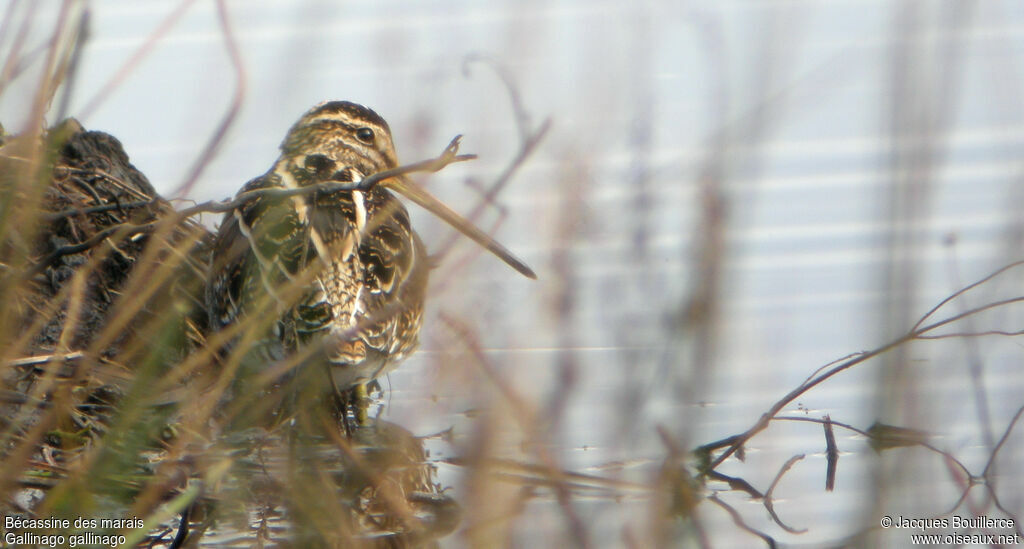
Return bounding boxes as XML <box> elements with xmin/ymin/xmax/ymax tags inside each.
<box><xmin>383</xmin><ymin>177</ymin><xmax>537</xmax><ymax>280</ymax></box>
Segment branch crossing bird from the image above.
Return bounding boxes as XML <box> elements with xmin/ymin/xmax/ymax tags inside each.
<box><xmin>205</xmin><ymin>101</ymin><xmax>534</xmax><ymax>414</ymax></box>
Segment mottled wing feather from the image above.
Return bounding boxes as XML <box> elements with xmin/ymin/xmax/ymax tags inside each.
<box><xmin>207</xmin><ymin>174</ymin><xmax>314</xmax><ymax>327</ymax></box>
<box><xmin>206</xmin><ymin>177</ymin><xmax>272</xmax><ymax>329</ymax></box>
<box><xmin>306</xmin><ymin>187</ymin><xmax>427</xmax><ymax>372</ymax></box>
<box><xmin>208</xmin><ymin>178</ymin><xmax>427</xmax><ymax>385</ymax></box>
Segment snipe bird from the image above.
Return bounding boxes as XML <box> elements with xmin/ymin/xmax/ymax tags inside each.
<box><xmin>206</xmin><ymin>101</ymin><xmax>534</xmax><ymax>401</ymax></box>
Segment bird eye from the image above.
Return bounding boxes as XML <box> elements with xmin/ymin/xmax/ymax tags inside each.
<box><xmin>355</xmin><ymin>127</ymin><xmax>375</xmax><ymax>144</ymax></box>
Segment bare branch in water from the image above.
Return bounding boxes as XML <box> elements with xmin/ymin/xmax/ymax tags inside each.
<box><xmin>763</xmin><ymin>454</ymin><xmax>808</xmax><ymax>534</ymax></box>
<box><xmin>824</xmin><ymin>415</ymin><xmax>838</xmax><ymax>492</ymax></box>
<box><xmin>698</xmin><ymin>260</ymin><xmax>1024</xmax><ymax>471</ymax></box>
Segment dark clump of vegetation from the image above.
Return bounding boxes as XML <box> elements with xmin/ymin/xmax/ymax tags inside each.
<box><xmin>0</xmin><ymin>122</ymin><xmax>459</xmax><ymax>547</ymax></box>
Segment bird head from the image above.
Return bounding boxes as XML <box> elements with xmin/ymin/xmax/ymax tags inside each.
<box><xmin>278</xmin><ymin>101</ymin><xmax>398</xmax><ymax>186</ymax></box>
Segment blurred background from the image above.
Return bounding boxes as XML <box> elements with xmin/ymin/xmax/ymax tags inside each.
<box><xmin>2</xmin><ymin>1</ymin><xmax>1023</xmax><ymax>547</ymax></box>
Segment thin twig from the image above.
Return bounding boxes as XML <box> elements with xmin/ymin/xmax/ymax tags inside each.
<box><xmin>914</xmin><ymin>297</ymin><xmax>1024</xmax><ymax>335</ymax></box>
<box><xmin>763</xmin><ymin>454</ymin><xmax>807</xmax><ymax>534</ymax></box>
<box><xmin>707</xmin><ymin>493</ymin><xmax>776</xmax><ymax>548</ymax></box>
<box><xmin>171</xmin><ymin>0</ymin><xmax>245</xmax><ymax>197</ymax></box>
<box><xmin>705</xmin><ymin>470</ymin><xmax>763</xmax><ymax>500</ymax></box>
<box><xmin>915</xmin><ymin>329</ymin><xmax>1024</xmax><ymax>339</ymax></box>
<box><xmin>79</xmin><ymin>0</ymin><xmax>200</xmax><ymax>119</ymax></box>
<box><xmin>44</xmin><ymin>199</ymin><xmax>160</xmax><ymax>221</ymax></box>
<box><xmin>28</xmin><ymin>221</ymin><xmax>153</xmax><ymax>277</ymax></box>
<box><xmin>982</xmin><ymin>403</ymin><xmax>1024</xmax><ymax>479</ymax></box>
<box><xmin>911</xmin><ymin>259</ymin><xmax>1024</xmax><ymax>332</ymax></box>
<box><xmin>430</xmin><ymin>57</ymin><xmax>548</xmax><ymax>280</ymax></box>
<box><xmin>176</xmin><ymin>136</ymin><xmax>475</xmax><ymax>218</ymax></box>
<box><xmin>772</xmin><ymin>415</ymin><xmax>973</xmax><ymax>481</ymax></box>
<box><xmin>701</xmin><ymin>260</ymin><xmax>1024</xmax><ymax>470</ymax></box>
<box><xmin>30</xmin><ymin>138</ymin><xmax>475</xmax><ymax>274</ymax></box>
